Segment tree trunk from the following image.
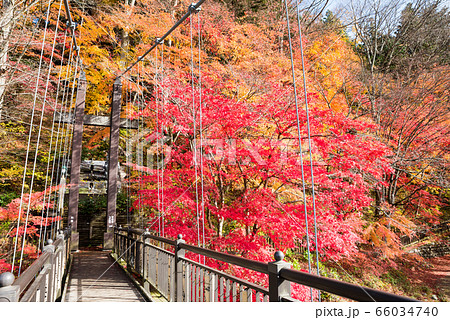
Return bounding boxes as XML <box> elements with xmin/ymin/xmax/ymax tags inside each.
<box><xmin>0</xmin><ymin>0</ymin><xmax>14</xmax><ymax>122</ymax></box>
<box><xmin>120</xmin><ymin>0</ymin><xmax>136</xmax><ymax>66</ymax></box>
<box><xmin>218</xmin><ymin>216</ymin><xmax>224</xmax><ymax>238</ymax></box>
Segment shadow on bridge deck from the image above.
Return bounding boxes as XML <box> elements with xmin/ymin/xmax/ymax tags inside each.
<box><xmin>64</xmin><ymin>251</ymin><xmax>146</xmax><ymax>302</ymax></box>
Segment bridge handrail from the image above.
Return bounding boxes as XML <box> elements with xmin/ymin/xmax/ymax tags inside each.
<box><xmin>279</xmin><ymin>268</ymin><xmax>416</xmax><ymax>302</ymax></box>
<box><xmin>122</xmin><ymin>227</ymin><xmax>177</xmax><ymax>246</ymax></box>
<box><xmin>179</xmin><ymin>242</ymin><xmax>268</xmax><ymax>274</ymax></box>
<box><xmin>13</xmin><ymin>251</ymin><xmax>52</xmax><ymax>295</ymax></box>
<box><xmin>114</xmin><ymin>227</ymin><xmax>416</xmax><ymax>302</ymax></box>
<box><xmin>0</xmin><ymin>228</ymin><xmax>71</xmax><ymax>302</ymax></box>
<box><xmin>180</xmin><ymin>256</ymin><xmax>269</xmax><ymax>295</ymax></box>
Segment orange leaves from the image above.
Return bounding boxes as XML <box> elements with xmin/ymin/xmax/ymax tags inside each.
<box><xmin>87</xmin><ymin>127</ymin><xmax>110</xmax><ymax>146</ymax></box>
<box><xmin>306</xmin><ymin>31</ymin><xmax>361</xmax><ymax>113</ymax></box>
<box><xmin>362</xmin><ymin>208</ymin><xmax>418</xmax><ymax>259</ymax></box>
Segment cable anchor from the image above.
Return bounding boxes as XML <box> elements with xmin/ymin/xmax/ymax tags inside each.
<box><xmin>188</xmin><ymin>3</ymin><xmax>201</xmax><ymax>14</ymax></box>
<box><xmin>67</xmin><ymin>21</ymin><xmax>77</xmax><ymax>29</ymax></box>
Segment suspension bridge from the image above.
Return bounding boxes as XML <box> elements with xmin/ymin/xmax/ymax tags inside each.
<box><xmin>0</xmin><ymin>0</ymin><xmax>418</xmax><ymax>302</ymax></box>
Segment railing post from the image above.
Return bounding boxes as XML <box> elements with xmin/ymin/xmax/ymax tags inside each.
<box><xmin>142</xmin><ymin>228</ymin><xmax>148</xmax><ymax>277</ymax></box>
<box><xmin>0</xmin><ymin>272</ymin><xmax>19</xmax><ymax>302</ymax></box>
<box><xmin>65</xmin><ymin>228</ymin><xmax>71</xmax><ymax>263</ymax></box>
<box><xmin>268</xmin><ymin>251</ymin><xmax>291</xmax><ymax>302</ymax></box>
<box><xmin>43</xmin><ymin>239</ymin><xmax>56</xmax><ymax>302</ymax></box>
<box><xmin>175</xmin><ymin>234</ymin><xmax>185</xmax><ymax>302</ymax></box>
<box><xmin>126</xmin><ymin>227</ymin><xmax>131</xmax><ymax>270</ymax></box>
<box><xmin>55</xmin><ymin>231</ymin><xmax>65</xmax><ymax>299</ymax></box>
<box><xmin>143</xmin><ymin>229</ymin><xmax>151</xmax><ymax>294</ymax></box>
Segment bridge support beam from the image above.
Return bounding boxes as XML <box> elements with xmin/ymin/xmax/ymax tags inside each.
<box><xmin>104</xmin><ymin>77</ymin><xmax>122</xmax><ymax>249</ymax></box>
<box><xmin>68</xmin><ymin>72</ymin><xmax>86</xmax><ymax>251</ymax></box>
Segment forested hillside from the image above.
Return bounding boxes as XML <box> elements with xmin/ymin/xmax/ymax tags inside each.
<box><xmin>0</xmin><ymin>0</ymin><xmax>448</xmax><ymax>301</ymax></box>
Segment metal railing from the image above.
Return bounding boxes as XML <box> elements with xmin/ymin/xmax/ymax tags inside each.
<box><xmin>0</xmin><ymin>229</ymin><xmax>71</xmax><ymax>302</ymax></box>
<box><xmin>114</xmin><ymin>227</ymin><xmax>416</xmax><ymax>302</ymax></box>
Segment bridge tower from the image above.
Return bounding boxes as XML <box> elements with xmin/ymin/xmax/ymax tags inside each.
<box><xmin>65</xmin><ymin>75</ymin><xmax>132</xmax><ymax>250</ymax></box>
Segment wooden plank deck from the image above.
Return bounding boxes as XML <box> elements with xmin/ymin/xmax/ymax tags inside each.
<box><xmin>64</xmin><ymin>251</ymin><xmax>146</xmax><ymax>302</ymax></box>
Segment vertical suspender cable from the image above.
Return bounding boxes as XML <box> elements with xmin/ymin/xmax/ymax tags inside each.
<box><xmin>60</xmin><ymin>15</ymin><xmax>85</xmax><ymax>216</ymax></box>
<box><xmin>154</xmin><ymin>49</ymin><xmax>161</xmax><ymax>235</ymax></box>
<box><xmin>61</xmin><ymin>55</ymin><xmax>80</xmax><ymax>190</ymax></box>
<box><xmin>58</xmin><ymin>55</ymin><xmax>80</xmax><ymax>237</ymax></box>
<box><xmin>138</xmin><ymin>68</ymin><xmax>143</xmax><ymax>230</ymax></box>
<box><xmin>190</xmin><ymin>15</ymin><xmax>201</xmax><ymax>250</ymax></box>
<box><xmin>12</xmin><ymin>0</ymin><xmax>53</xmax><ymax>274</ymax></box>
<box><xmin>126</xmin><ymin>77</ymin><xmax>130</xmax><ymax>227</ymax></box>
<box><xmin>126</xmin><ymin>76</ymin><xmax>131</xmax><ymax>227</ymax></box>
<box><xmin>135</xmin><ymin>67</ymin><xmax>141</xmax><ymax>229</ymax></box>
<box><xmin>295</xmin><ymin>0</ymin><xmax>321</xmax><ymax>300</ymax></box>
<box><xmin>37</xmin><ymin>0</ymin><xmax>64</xmax><ymax>252</ymax></box>
<box><xmin>197</xmin><ymin>11</ymin><xmax>205</xmax><ymax>253</ymax></box>
<box><xmin>160</xmin><ymin>46</ymin><xmax>165</xmax><ymax>238</ymax></box>
<box><xmin>139</xmin><ymin>65</ymin><xmax>145</xmax><ymax>229</ymax></box>
<box><xmin>283</xmin><ymin>0</ymin><xmax>314</xmax><ymax>300</ymax></box>
<box><xmin>45</xmin><ymin>29</ymin><xmax>70</xmax><ymax>242</ymax></box>
<box><xmin>66</xmin><ymin>56</ymin><xmax>81</xmax><ymax>164</ymax></box>
<box><xmin>21</xmin><ymin>0</ymin><xmax>66</xmax><ymax>271</ymax></box>
<box><xmin>125</xmin><ymin>77</ymin><xmax>133</xmax><ymax>227</ymax></box>
<box><xmin>51</xmin><ymin>35</ymin><xmax>75</xmax><ymax>224</ymax></box>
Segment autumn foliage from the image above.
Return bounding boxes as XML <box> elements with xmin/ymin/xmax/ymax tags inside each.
<box><xmin>0</xmin><ymin>0</ymin><xmax>448</xmax><ymax>300</ymax></box>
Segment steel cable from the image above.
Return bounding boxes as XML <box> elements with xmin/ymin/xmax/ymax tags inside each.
<box><xmin>294</xmin><ymin>0</ymin><xmax>321</xmax><ymax>299</ymax></box>
<box><xmin>36</xmin><ymin>0</ymin><xmax>65</xmax><ymax>253</ymax></box>
<box><xmin>283</xmin><ymin>0</ymin><xmax>314</xmax><ymax>301</ymax></box>
<box><xmin>12</xmin><ymin>0</ymin><xmax>54</xmax><ymax>274</ymax></box>
<box><xmin>51</xmin><ymin>35</ymin><xmax>75</xmax><ymax>225</ymax></box>
<box><xmin>197</xmin><ymin>11</ymin><xmax>206</xmax><ymax>256</ymax></box>
<box><xmin>190</xmin><ymin>14</ymin><xmax>201</xmax><ymax>251</ymax></box>
<box><xmin>160</xmin><ymin>46</ymin><xmax>165</xmax><ymax>238</ymax></box>
<box><xmin>43</xmin><ymin>29</ymin><xmax>70</xmax><ymax>246</ymax></box>
<box><xmin>154</xmin><ymin>48</ymin><xmax>161</xmax><ymax>236</ymax></box>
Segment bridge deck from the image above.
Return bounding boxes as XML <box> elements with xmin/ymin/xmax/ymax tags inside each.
<box><xmin>64</xmin><ymin>251</ymin><xmax>146</xmax><ymax>302</ymax></box>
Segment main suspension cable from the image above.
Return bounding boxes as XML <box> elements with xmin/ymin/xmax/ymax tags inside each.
<box><xmin>119</xmin><ymin>0</ymin><xmax>207</xmax><ymax>77</ymax></box>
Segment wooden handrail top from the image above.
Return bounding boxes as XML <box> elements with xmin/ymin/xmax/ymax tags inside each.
<box><xmin>116</xmin><ymin>227</ymin><xmax>177</xmax><ymax>246</ymax></box>
<box><xmin>179</xmin><ymin>242</ymin><xmax>269</xmax><ymax>275</ymax></box>
<box><xmin>13</xmin><ymin>251</ymin><xmax>51</xmax><ymax>294</ymax></box>
<box><xmin>279</xmin><ymin>268</ymin><xmax>417</xmax><ymax>302</ymax></box>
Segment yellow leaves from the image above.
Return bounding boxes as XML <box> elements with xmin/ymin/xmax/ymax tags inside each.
<box><xmin>305</xmin><ymin>31</ymin><xmax>361</xmax><ymax>113</ymax></box>
<box><xmin>0</xmin><ymin>165</ymin><xmax>23</xmax><ymax>180</ymax></box>
<box><xmin>85</xmin><ymin>69</ymin><xmax>113</xmax><ymax>114</ymax></box>
<box><xmin>0</xmin><ymin>122</ymin><xmax>26</xmax><ymax>135</ymax></box>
